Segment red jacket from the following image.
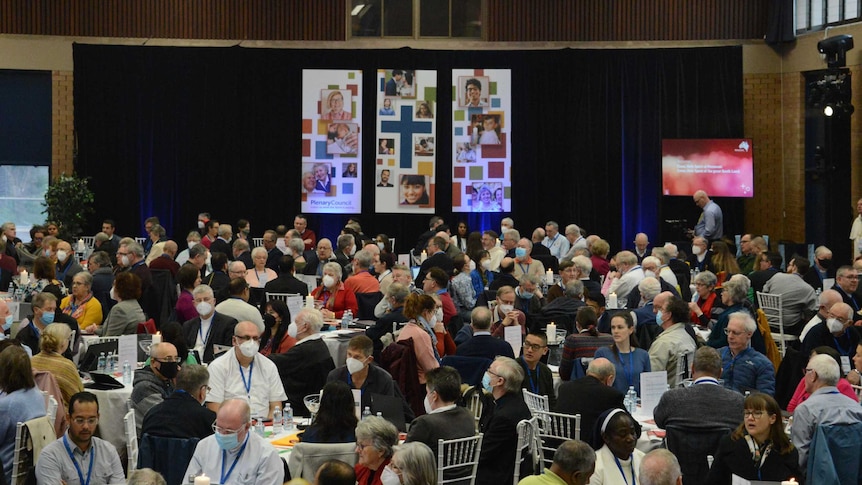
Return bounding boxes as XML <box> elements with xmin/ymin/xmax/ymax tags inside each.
<box><xmin>312</xmin><ymin>283</ymin><xmax>359</xmax><ymax>318</ymax></box>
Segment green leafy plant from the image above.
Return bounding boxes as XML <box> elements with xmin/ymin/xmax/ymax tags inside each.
<box><xmin>42</xmin><ymin>172</ymin><xmax>95</xmax><ymax>240</ymax></box>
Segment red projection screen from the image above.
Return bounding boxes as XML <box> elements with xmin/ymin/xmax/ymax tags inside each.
<box><xmin>661</xmin><ymin>138</ymin><xmax>754</xmax><ymax>198</ymax></box>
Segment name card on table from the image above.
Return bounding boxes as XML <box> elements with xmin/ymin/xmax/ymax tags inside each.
<box><xmin>117</xmin><ymin>334</ymin><xmax>138</xmax><ymax>369</ymax></box>
<box><xmin>639</xmin><ymin>371</ymin><xmax>668</xmax><ymax>417</ymax></box>
<box><xmin>287</xmin><ymin>296</ymin><xmax>304</xmax><ymax>324</ymax></box>
<box><xmin>504</xmin><ymin>326</ymin><xmax>522</xmax><ymax>357</ymax></box>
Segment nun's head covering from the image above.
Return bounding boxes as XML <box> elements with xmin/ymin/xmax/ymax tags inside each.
<box><xmin>591</xmin><ymin>407</ymin><xmax>642</xmax><ymax>450</ymax></box>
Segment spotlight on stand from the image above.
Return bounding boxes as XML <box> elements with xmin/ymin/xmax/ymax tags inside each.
<box><xmin>818</xmin><ymin>34</ymin><xmax>854</xmax><ymax>68</ymax></box>
<box><xmin>807</xmin><ymin>71</ymin><xmax>855</xmax><ymax>117</ymax></box>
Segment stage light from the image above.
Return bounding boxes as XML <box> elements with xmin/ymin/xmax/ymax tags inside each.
<box><xmin>825</xmin><ymin>106</ymin><xmax>834</xmax><ymax>116</ymax></box>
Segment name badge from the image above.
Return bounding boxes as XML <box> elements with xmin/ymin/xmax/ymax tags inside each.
<box><xmin>841</xmin><ymin>355</ymin><xmax>851</xmax><ymax>375</ymax></box>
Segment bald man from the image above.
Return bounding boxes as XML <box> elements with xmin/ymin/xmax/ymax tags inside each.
<box><xmin>148</xmin><ymin>240</ymin><xmax>181</xmax><ymax>276</ymax></box>
<box><xmin>555</xmin><ymin>358</ymin><xmax>624</xmax><ymax>446</ymax></box>
<box><xmin>185</xmin><ymin>399</ymin><xmax>284</xmax><ymax>484</ymax></box>
<box><xmin>692</xmin><ymin>190</ymin><xmax>723</xmax><ymax>240</ymax></box>
<box><xmin>802</xmin><ymin>302</ymin><xmax>861</xmax><ymax>369</ymax></box>
<box><xmin>132</xmin><ymin>342</ymin><xmax>179</xmax><ymax>436</ymax></box>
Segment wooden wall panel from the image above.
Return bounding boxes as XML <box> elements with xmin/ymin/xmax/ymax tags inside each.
<box><xmin>0</xmin><ymin>0</ymin><xmax>346</xmax><ymax>41</ymax></box>
<box><xmin>487</xmin><ymin>0</ymin><xmax>770</xmax><ymax>42</ymax></box>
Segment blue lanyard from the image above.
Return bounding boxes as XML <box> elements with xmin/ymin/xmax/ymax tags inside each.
<box><xmin>518</xmin><ymin>263</ymin><xmax>530</xmax><ymax>275</ymax></box>
<box><xmin>620</xmin><ymin>351</ymin><xmax>634</xmax><ymax>389</ymax></box>
<box><xmin>63</xmin><ymin>435</ymin><xmax>94</xmax><ymax>485</ymax></box>
<box><xmin>239</xmin><ymin>361</ymin><xmax>254</xmax><ymax>397</ymax></box>
<box><xmin>613</xmin><ymin>454</ymin><xmax>636</xmax><ymax>485</ymax></box>
<box><xmin>198</xmin><ymin>320</ymin><xmax>213</xmax><ymax>345</ymax></box>
<box><xmin>220</xmin><ymin>434</ymin><xmax>249</xmax><ymax>483</ymax></box>
<box><xmin>29</xmin><ymin>321</ymin><xmax>42</xmax><ymax>338</ymax></box>
<box><xmin>834</xmin><ymin>330</ymin><xmax>851</xmax><ymax>356</ymax></box>
<box><xmin>346</xmin><ymin>370</ymin><xmax>365</xmax><ymax>396</ymax></box>
<box><xmin>521</xmin><ymin>357</ymin><xmax>538</xmax><ymax>393</ymax></box>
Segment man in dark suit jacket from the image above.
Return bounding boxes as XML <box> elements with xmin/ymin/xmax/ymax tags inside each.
<box><xmin>232</xmin><ymin>239</ymin><xmax>254</xmax><ymax>270</ymax></box>
<box><xmin>181</xmin><ymin>287</ymin><xmax>238</xmax><ymax>363</ymax></box>
<box><xmin>748</xmin><ymin>251</ymin><xmax>782</xmax><ymax>294</ymax></box>
<box><xmin>457</xmin><ymin>307</ymin><xmax>516</xmax><ymax>360</ymax></box>
<box><xmin>477</xmin><ymin>357</ymin><xmax>532</xmax><ymax>485</ymax></box>
<box><xmin>208</xmin><ymin>225</ymin><xmax>233</xmax><ymax>260</ymax></box>
<box><xmin>303</xmin><ymin>238</ymin><xmax>337</xmax><ymax>277</ymax></box>
<box><xmin>206</xmin><ymin>253</ymin><xmax>231</xmax><ymax>303</ymax></box>
<box><xmin>141</xmin><ymin>363</ymin><xmax>217</xmax><ymax>440</ymax></box>
<box><xmin>406</xmin><ymin>366</ymin><xmax>477</xmax><ymax>463</ymax></box>
<box><xmin>555</xmin><ymin>357</ymin><xmax>624</xmax><ymax>446</ymax></box>
<box><xmin>415</xmin><ymin>235</ymin><xmax>454</xmax><ymax>287</ymax></box>
<box><xmin>264</xmin><ymin>255</ymin><xmax>309</xmax><ymax>296</ymax></box>
<box><xmin>269</xmin><ymin>308</ymin><xmax>335</xmax><ymax>415</ymax></box>
<box><xmin>261</xmin><ymin>230</ymin><xmax>282</xmax><ymax>273</ymax></box>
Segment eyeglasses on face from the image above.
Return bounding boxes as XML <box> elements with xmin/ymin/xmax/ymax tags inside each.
<box><xmin>724</xmin><ymin>328</ymin><xmax>746</xmax><ymax>336</ymax></box>
<box><xmin>523</xmin><ymin>342</ymin><xmax>547</xmax><ymax>351</ymax></box>
<box><xmin>212</xmin><ymin>422</ymin><xmax>245</xmax><ymax>435</ymax></box>
<box><xmin>154</xmin><ymin>357</ymin><xmax>180</xmax><ymax>363</ymax></box>
<box><xmin>235</xmin><ymin>335</ymin><xmax>261</xmax><ymax>343</ymax></box>
<box><xmin>72</xmin><ymin>417</ymin><xmax>99</xmax><ymax>426</ymax></box>
<box><xmin>743</xmin><ymin>410</ymin><xmax>766</xmax><ymax>418</ymax></box>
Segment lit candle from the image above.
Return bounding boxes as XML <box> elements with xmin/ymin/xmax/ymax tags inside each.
<box><xmin>305</xmin><ymin>295</ymin><xmax>314</xmax><ymax>308</ymax></box>
<box><xmin>151</xmin><ymin>332</ymin><xmax>162</xmax><ymax>345</ymax></box>
<box><xmin>194</xmin><ymin>474</ymin><xmax>210</xmax><ymax>485</ymax></box>
<box><xmin>781</xmin><ymin>479</ymin><xmax>798</xmax><ymax>485</ymax></box>
<box><xmin>545</xmin><ymin>269</ymin><xmax>554</xmax><ymax>285</ymax></box>
<box><xmin>546</xmin><ymin>323</ymin><xmax>557</xmax><ymax>344</ymax></box>
<box><xmin>420</xmin><ymin>250</ymin><xmax>427</xmax><ymax>262</ymax></box>
<box><xmin>77</xmin><ymin>239</ymin><xmax>85</xmax><ymax>251</ymax></box>
<box><xmin>19</xmin><ymin>270</ymin><xmax>29</xmax><ymax>286</ymax></box>
<box><xmin>608</xmin><ymin>292</ymin><xmax>618</xmax><ymax>309</ymax></box>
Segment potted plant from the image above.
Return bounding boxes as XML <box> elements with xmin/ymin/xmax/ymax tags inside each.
<box><xmin>42</xmin><ymin>172</ymin><xmax>95</xmax><ymax>241</ymax></box>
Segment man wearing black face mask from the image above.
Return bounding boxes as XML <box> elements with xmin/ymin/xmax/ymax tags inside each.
<box><xmin>803</xmin><ymin>245</ymin><xmax>834</xmax><ymax>291</ymax></box>
<box><xmin>131</xmin><ymin>342</ymin><xmax>179</xmax><ymax>437</ymax></box>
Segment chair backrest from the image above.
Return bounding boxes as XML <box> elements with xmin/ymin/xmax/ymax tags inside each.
<box><xmin>438</xmin><ymin>433</ymin><xmax>483</xmax><ymax>485</ymax></box>
<box><xmin>253</xmin><ymin>237</ymin><xmax>264</xmax><ymax>247</ymax></box>
<box><xmin>355</xmin><ymin>291</ymin><xmax>384</xmax><ymax>320</ymax></box>
<box><xmin>462</xmin><ymin>386</ymin><xmax>486</xmax><ymax>432</ymax></box>
<box><xmin>265</xmin><ymin>292</ymin><xmax>299</xmax><ymax>304</ymax></box>
<box><xmin>665</xmin><ymin>426</ymin><xmax>731</xmax><ymax>485</ymax></box>
<box><xmin>532</xmin><ymin>410</ymin><xmax>580</xmax><ymax>469</ymax></box>
<box><xmin>521</xmin><ymin>389</ymin><xmax>550</xmax><ymax>415</ymax></box>
<box><xmin>138</xmin><ymin>434</ymin><xmax>200</xmax><ymax>485</ymax></box>
<box><xmin>46</xmin><ymin>396</ymin><xmax>58</xmax><ymax>427</ymax></box>
<box><xmin>136</xmin><ymin>318</ymin><xmax>157</xmax><ymax>335</ymax></box>
<box><xmin>807</xmin><ymin>422</ymin><xmax>862</xmax><ymax>485</ymax></box>
<box><xmin>514</xmin><ymin>417</ymin><xmax>542</xmax><ymax>485</ymax></box>
<box><xmin>287</xmin><ymin>442</ymin><xmax>358</xmax><ymax>480</ymax></box>
<box><xmin>757</xmin><ymin>291</ymin><xmax>793</xmax><ymax>357</ymax></box>
<box><xmin>675</xmin><ymin>351</ymin><xmax>694</xmax><ymax>387</ymax></box>
<box><xmin>533</xmin><ymin>255</ymin><xmax>558</xmax><ymax>274</ymax></box>
<box><xmin>124</xmin><ymin>410</ymin><xmax>138</xmax><ymax>473</ymax></box>
<box><xmin>134</xmin><ymin>237</ymin><xmax>147</xmax><ymax>246</ymax></box>
<box><xmin>32</xmin><ymin>370</ymin><xmax>65</xmax><ymax>437</ymax></box>
<box><xmin>11</xmin><ymin>416</ymin><xmax>56</xmax><ymax>485</ymax></box>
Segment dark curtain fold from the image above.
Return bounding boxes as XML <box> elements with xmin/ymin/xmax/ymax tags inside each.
<box><xmin>73</xmin><ymin>45</ymin><xmax>743</xmax><ymax>249</ymax></box>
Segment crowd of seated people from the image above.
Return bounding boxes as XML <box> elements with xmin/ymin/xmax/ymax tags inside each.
<box><xmin>4</xmin><ymin>199</ymin><xmax>862</xmax><ymax>484</ymax></box>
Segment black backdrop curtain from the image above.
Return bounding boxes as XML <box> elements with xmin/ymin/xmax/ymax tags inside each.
<box><xmin>73</xmin><ymin>44</ymin><xmax>743</xmax><ymax>250</ymax></box>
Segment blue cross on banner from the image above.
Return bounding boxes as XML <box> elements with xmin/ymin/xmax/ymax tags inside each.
<box><xmin>381</xmin><ymin>105</ymin><xmax>433</xmax><ymax>169</ymax></box>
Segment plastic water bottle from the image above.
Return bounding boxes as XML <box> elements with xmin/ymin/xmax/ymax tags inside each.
<box><xmin>362</xmin><ymin>406</ymin><xmax>372</xmax><ymax>420</ymax></box>
<box><xmin>623</xmin><ymin>394</ymin><xmax>632</xmax><ymax>414</ymax></box>
<box><xmin>627</xmin><ymin>386</ymin><xmax>637</xmax><ymax>413</ymax></box>
<box><xmin>97</xmin><ymin>352</ymin><xmax>106</xmax><ymax>372</ymax></box>
<box><xmin>255</xmin><ymin>418</ymin><xmax>265</xmax><ymax>437</ymax></box>
<box><xmin>284</xmin><ymin>404</ymin><xmax>294</xmax><ymax>431</ymax></box>
<box><xmin>376</xmin><ymin>412</ymin><xmax>383</xmax><ymax>417</ymax></box>
<box><xmin>342</xmin><ymin>309</ymin><xmax>352</xmax><ymax>330</ymax></box>
<box><xmin>108</xmin><ymin>352</ymin><xmax>116</xmax><ymax>372</ymax></box>
<box><xmin>272</xmin><ymin>406</ymin><xmax>283</xmax><ymax>434</ymax></box>
<box><xmin>122</xmin><ymin>360</ymin><xmax>131</xmax><ymax>384</ymax></box>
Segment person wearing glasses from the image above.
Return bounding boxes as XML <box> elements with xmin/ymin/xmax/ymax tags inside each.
<box><xmin>718</xmin><ymin>313</ymin><xmax>775</xmax><ymax>395</ymax></box>
<box><xmin>131</xmin><ymin>342</ymin><xmax>180</xmax><ymax>437</ymax></box>
<box><xmin>518</xmin><ymin>331</ymin><xmax>556</xmax><ymax>409</ymax></box>
<box><xmin>35</xmin><ymin>392</ymin><xmax>125</xmax><ymax>485</ymax></box>
<box><xmin>831</xmin><ymin>265</ymin><xmax>862</xmax><ymax>321</ymax></box>
<box><xmin>141</xmin><ymin>364</ymin><xmax>217</xmax><ymax>440</ymax></box>
<box><xmin>801</xmin><ymin>301</ymin><xmax>860</xmax><ymax>364</ymax></box>
<box><xmin>706</xmin><ymin>393</ymin><xmax>801</xmax><ymax>484</ymax></box>
<box><xmin>185</xmin><ymin>398</ymin><xmax>284</xmax><ymax>484</ymax></box>
<box><xmin>206</xmin><ymin>321</ymin><xmax>287</xmax><ymax>421</ymax></box>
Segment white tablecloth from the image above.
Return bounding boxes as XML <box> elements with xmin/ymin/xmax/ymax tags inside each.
<box><xmin>88</xmin><ymin>372</ymin><xmax>134</xmax><ymax>460</ymax></box>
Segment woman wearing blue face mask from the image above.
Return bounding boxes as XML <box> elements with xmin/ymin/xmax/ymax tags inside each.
<box><xmin>13</xmin><ymin>291</ymin><xmax>59</xmax><ymax>356</ymax></box>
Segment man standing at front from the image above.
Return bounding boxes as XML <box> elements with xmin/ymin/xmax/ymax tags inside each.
<box><xmin>185</xmin><ymin>399</ymin><xmax>284</xmax><ymax>484</ymax></box>
<box><xmin>36</xmin><ymin>392</ymin><xmax>125</xmax><ymax>484</ymax></box>
<box><xmin>692</xmin><ymin>190</ymin><xmax>723</xmax><ymax>240</ymax></box>
<box><xmin>206</xmin><ymin>321</ymin><xmax>287</xmax><ymax>420</ymax></box>
<box><xmin>477</xmin><ymin>356</ymin><xmax>532</xmax><ymax>485</ymax></box>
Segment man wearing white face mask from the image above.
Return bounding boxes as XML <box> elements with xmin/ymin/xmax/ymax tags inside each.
<box><xmin>327</xmin><ymin>335</ymin><xmax>409</xmax><ymax>420</ymax></box>
<box><xmin>269</xmin><ymin>308</ymin><xmax>335</xmax><ymax>416</ymax></box>
<box><xmin>206</xmin><ymin>322</ymin><xmax>286</xmax><ymax>420</ymax></box>
<box><xmin>686</xmin><ymin>237</ymin><xmax>714</xmax><ymax>273</ymax></box>
<box><xmin>405</xmin><ymin>366</ymin><xmax>475</xmax><ymax>462</ymax></box>
<box><xmin>186</xmin><ymin>398</ymin><xmax>284</xmax><ymax>484</ymax></box>
<box><xmin>55</xmin><ymin>240</ymin><xmax>84</xmax><ymax>288</ymax></box>
<box><xmin>182</xmin><ymin>284</ymin><xmax>238</xmax><ymax>363</ymax></box>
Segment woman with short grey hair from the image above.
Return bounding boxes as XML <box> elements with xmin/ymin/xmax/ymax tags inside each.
<box><xmin>688</xmin><ymin>270</ymin><xmax>726</xmax><ymax>328</ymax></box>
<box><xmin>389</xmin><ymin>442</ymin><xmax>437</xmax><ymax>485</ymax></box>
<box><xmin>706</xmin><ymin>275</ymin><xmax>758</xmax><ymax>349</ymax></box>
<box><xmin>355</xmin><ymin>416</ymin><xmax>399</xmax><ymax>485</ymax></box>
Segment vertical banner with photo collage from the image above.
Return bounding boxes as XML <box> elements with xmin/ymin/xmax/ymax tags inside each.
<box><xmin>301</xmin><ymin>69</ymin><xmax>363</xmax><ymax>214</ymax></box>
<box><xmin>375</xmin><ymin>69</ymin><xmax>437</xmax><ymax>214</ymax></box>
<box><xmin>451</xmin><ymin>69</ymin><xmax>511</xmax><ymax>213</ymax></box>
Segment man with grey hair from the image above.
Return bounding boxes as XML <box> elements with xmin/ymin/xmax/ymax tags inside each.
<box><xmin>132</xmin><ymin>342</ymin><xmax>179</xmax><ymax>436</ymax></box>
<box><xmin>369</xmin><ymin>282</ymin><xmax>409</xmax><ymax>359</ymax></box>
<box><xmin>606</xmin><ymin>250</ymin><xmax>645</xmax><ymax>302</ymax></box>
<box><xmin>88</xmin><ymin>250</ymin><xmax>115</xmax><ymax>311</ymax></box>
<box><xmin>562</xmin><ymin>224</ymin><xmax>587</xmax><ymax>261</ymax></box>
<box><xmin>456</xmin><ymin>306</ymin><xmax>515</xmax><ymax>360</ymax></box>
<box><xmin>543</xmin><ymin>220</ymin><xmax>570</xmax><ymax>262</ymax></box>
<box><xmin>182</xmin><ymin>284</ymin><xmax>238</xmax><ymax>363</ymax></box>
<box><xmin>231</xmin><ymin>237</ymin><xmax>253</xmax><ymax>269</ymax></box>
<box><xmin>186</xmin><ymin>398</ymin><xmax>284</xmax><ymax>484</ymax></box>
<box><xmin>570</xmin><ymin>255</ymin><xmax>601</xmax><ymax>297</ymax></box>
<box><xmin>719</xmin><ymin>312</ymin><xmax>775</xmax><ymax>395</ymax></box>
<box><xmin>630</xmin><ymin>277</ymin><xmax>661</xmax><ymax>327</ymax></box>
<box><xmin>531</xmin><ymin>227</ymin><xmax>551</xmax><ymax>257</ymax></box>
<box><xmin>555</xmin><ymin>358</ymin><xmax>624</xmax><ymax>446</ymax></box>
<box><xmin>639</xmin><ymin>449</ymin><xmax>682</xmax><ymax>485</ymax></box>
<box><xmin>541</xmin><ymin>280</ymin><xmax>585</xmax><ymax>321</ymax></box>
<box><xmin>633</xmin><ymin>232</ymin><xmax>650</xmax><ymax>263</ymax></box>
<box><xmin>664</xmin><ymin>242</ymin><xmax>692</xmax><ymax>301</ymax></box>
<box><xmin>207</xmin><ymin>321</ymin><xmax>286</xmax><ymax>419</ymax></box>
<box><xmin>502</xmin><ymin>227</ymin><xmax>520</xmax><ymax>258</ymax></box>
<box><xmin>518</xmin><ymin>439</ymin><xmax>596</xmax><ymax>485</ymax></box>
<box><xmin>514</xmin><ymin>238</ymin><xmax>545</xmax><ymax>280</ymax></box>
<box><xmin>477</xmin><ymin>356</ymin><xmax>532</xmax><ymax>485</ymax></box>
<box><xmin>802</xmin><ymin>301</ymin><xmax>860</xmax><ymax>364</ymax></box>
<box><xmin>345</xmin><ymin>249</ymin><xmax>380</xmax><ymax>293</ymax></box>
<box><xmin>335</xmin><ymin>233</ymin><xmax>355</xmax><ymax>268</ymax></box>
<box><xmin>792</xmin><ymin>353</ymin><xmax>862</xmax><ymax>467</ymax></box>
<box><xmin>515</xmin><ymin>273</ymin><xmax>545</xmax><ymax>316</ymax></box>
<box><xmin>142</xmin><ymin>364</ymin><xmax>217</xmax><ymax>440</ymax></box>
<box><xmin>763</xmin><ymin>253</ymin><xmax>818</xmax><ymax>334</ymax></box>
<box><xmin>799</xmin><ymin>288</ymin><xmax>843</xmax><ymax>341</ymax></box>
<box><xmin>650</xmin><ymin>247</ymin><xmax>680</xmax><ymax>290</ymax></box>
<box><xmin>269</xmin><ymin>308</ymin><xmax>335</xmax><ymax>415</ymax></box>
<box><xmin>209</xmin><ymin>222</ymin><xmax>233</xmax><ymax>258</ymax></box>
